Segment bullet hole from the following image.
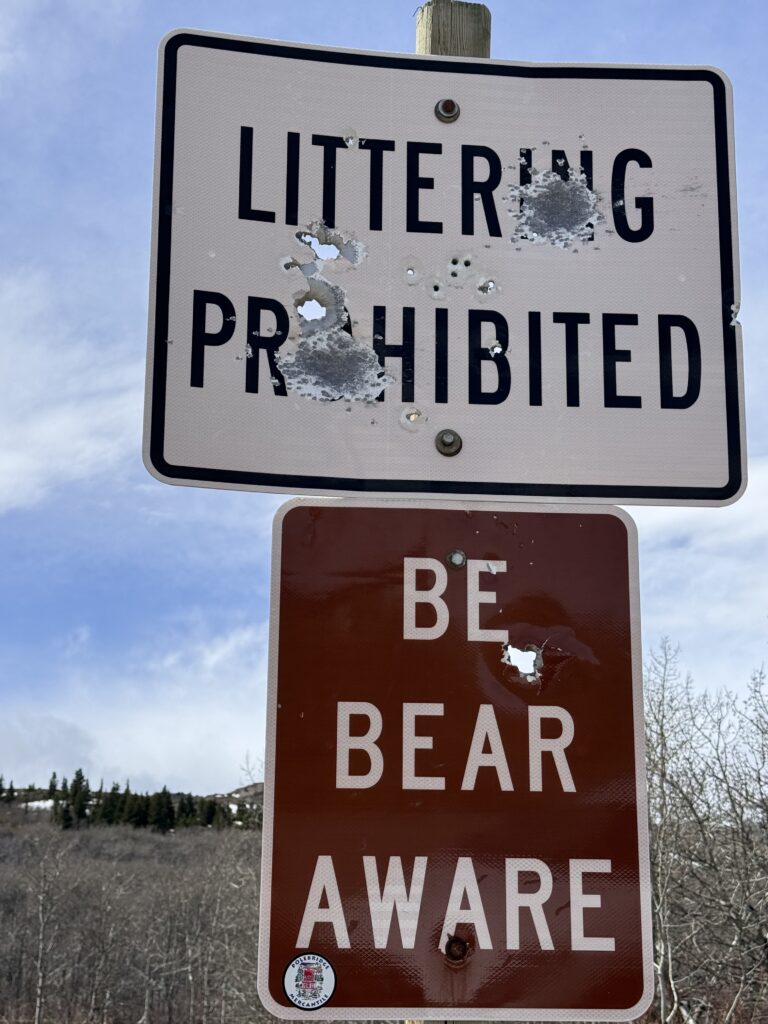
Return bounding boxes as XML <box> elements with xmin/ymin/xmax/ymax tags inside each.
<box><xmin>444</xmin><ymin>935</ymin><xmax>469</xmax><ymax>962</ymax></box>
<box><xmin>399</xmin><ymin>408</ymin><xmax>427</xmax><ymax>432</ymax></box>
<box><xmin>501</xmin><ymin>642</ymin><xmax>544</xmax><ymax>686</ymax></box>
<box><xmin>512</xmin><ymin>169</ymin><xmax>599</xmax><ymax>248</ymax></box>
<box><xmin>297</xmin><ymin>299</ymin><xmax>327</xmax><ymax>321</ymax></box>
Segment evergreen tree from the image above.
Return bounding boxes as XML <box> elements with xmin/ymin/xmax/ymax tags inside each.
<box><xmin>197</xmin><ymin>797</ymin><xmax>218</xmax><ymax>827</ymax></box>
<box><xmin>60</xmin><ymin>801</ymin><xmax>73</xmax><ymax>830</ymax></box>
<box><xmin>0</xmin><ymin>775</ymin><xmax>4</xmax><ymax>799</ymax></box>
<box><xmin>136</xmin><ymin>794</ymin><xmax>150</xmax><ymax>828</ymax></box>
<box><xmin>234</xmin><ymin>800</ymin><xmax>260</xmax><ymax>830</ymax></box>
<box><xmin>47</xmin><ymin>771</ymin><xmax>58</xmax><ymax>798</ymax></box>
<box><xmin>70</xmin><ymin>768</ymin><xmax>90</xmax><ymax>827</ymax></box>
<box><xmin>176</xmin><ymin>793</ymin><xmax>197</xmax><ymax>827</ymax></box>
<box><xmin>212</xmin><ymin>802</ymin><xmax>233</xmax><ymax>830</ymax></box>
<box><xmin>121</xmin><ymin>789</ymin><xmax>138</xmax><ymax>826</ymax></box>
<box><xmin>99</xmin><ymin>783</ymin><xmax>122</xmax><ymax>825</ymax></box>
<box><xmin>124</xmin><ymin>792</ymin><xmax>150</xmax><ymax>828</ymax></box>
<box><xmin>118</xmin><ymin>782</ymin><xmax>131</xmax><ymax>821</ymax></box>
<box><xmin>148</xmin><ymin>787</ymin><xmax>176</xmax><ymax>834</ymax></box>
<box><xmin>4</xmin><ymin>780</ymin><xmax>15</xmax><ymax>804</ymax></box>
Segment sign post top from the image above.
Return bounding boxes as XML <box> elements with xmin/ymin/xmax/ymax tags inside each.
<box><xmin>145</xmin><ymin>31</ymin><xmax>743</xmax><ymax>504</ymax></box>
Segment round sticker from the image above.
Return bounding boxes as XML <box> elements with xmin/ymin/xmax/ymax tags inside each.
<box><xmin>283</xmin><ymin>953</ymin><xmax>336</xmax><ymax>1010</ymax></box>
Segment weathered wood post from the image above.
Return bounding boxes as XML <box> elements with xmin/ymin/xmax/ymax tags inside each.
<box><xmin>415</xmin><ymin>0</ymin><xmax>491</xmax><ymax>59</ymax></box>
<box><xmin>406</xmin><ymin>7</ymin><xmax>491</xmax><ymax>1024</ymax></box>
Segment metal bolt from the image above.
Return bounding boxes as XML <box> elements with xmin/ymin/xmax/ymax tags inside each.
<box><xmin>435</xmin><ymin>428</ymin><xmax>462</xmax><ymax>457</ymax></box>
<box><xmin>434</xmin><ymin>98</ymin><xmax>460</xmax><ymax>123</ymax></box>
<box><xmin>446</xmin><ymin>549</ymin><xmax>467</xmax><ymax>570</ymax></box>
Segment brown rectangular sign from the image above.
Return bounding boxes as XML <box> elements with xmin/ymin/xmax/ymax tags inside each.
<box><xmin>258</xmin><ymin>500</ymin><xmax>652</xmax><ymax>1019</ymax></box>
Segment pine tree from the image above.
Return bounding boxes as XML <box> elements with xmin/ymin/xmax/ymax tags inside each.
<box><xmin>47</xmin><ymin>771</ymin><xmax>57</xmax><ymax>799</ymax></box>
<box><xmin>99</xmin><ymin>783</ymin><xmax>122</xmax><ymax>825</ymax></box>
<box><xmin>60</xmin><ymin>801</ymin><xmax>73</xmax><ymax>830</ymax></box>
<box><xmin>197</xmin><ymin>797</ymin><xmax>218</xmax><ymax>827</ymax></box>
<box><xmin>136</xmin><ymin>794</ymin><xmax>150</xmax><ymax>828</ymax></box>
<box><xmin>121</xmin><ymin>789</ymin><xmax>138</xmax><ymax>826</ymax></box>
<box><xmin>4</xmin><ymin>780</ymin><xmax>15</xmax><ymax>804</ymax></box>
<box><xmin>70</xmin><ymin>768</ymin><xmax>90</xmax><ymax>827</ymax></box>
<box><xmin>148</xmin><ymin>787</ymin><xmax>176</xmax><ymax>834</ymax></box>
<box><xmin>118</xmin><ymin>782</ymin><xmax>131</xmax><ymax>821</ymax></box>
<box><xmin>176</xmin><ymin>793</ymin><xmax>197</xmax><ymax>827</ymax></box>
<box><xmin>212</xmin><ymin>802</ymin><xmax>233</xmax><ymax>830</ymax></box>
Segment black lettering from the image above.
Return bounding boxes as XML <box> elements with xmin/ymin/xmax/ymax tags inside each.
<box><xmin>245</xmin><ymin>297</ymin><xmax>289</xmax><ymax>395</ymax></box>
<box><xmin>238</xmin><ymin>127</ymin><xmax>276</xmax><ymax>223</ymax></box>
<box><xmin>373</xmin><ymin>306</ymin><xmax>415</xmax><ymax>402</ymax></box>
<box><xmin>468</xmin><ymin>310</ymin><xmax>510</xmax><ymax>405</ymax></box>
<box><xmin>528</xmin><ymin>311</ymin><xmax>542</xmax><ymax>406</ymax></box>
<box><xmin>603</xmin><ymin>313</ymin><xmax>641</xmax><ymax>408</ymax></box>
<box><xmin>360</xmin><ymin>139</ymin><xmax>395</xmax><ymax>231</ymax></box>
<box><xmin>551</xmin><ymin>150</ymin><xmax>593</xmax><ymax>189</ymax></box>
<box><xmin>552</xmin><ymin>150</ymin><xmax>594</xmax><ymax>240</ymax></box>
<box><xmin>285</xmin><ymin>131</ymin><xmax>300</xmax><ymax>226</ymax></box>
<box><xmin>190</xmin><ymin>291</ymin><xmax>237</xmax><ymax>388</ymax></box>
<box><xmin>435</xmin><ymin>307</ymin><xmax>448</xmax><ymax>403</ymax></box>
<box><xmin>612</xmin><ymin>149</ymin><xmax>654</xmax><ymax>242</ymax></box>
<box><xmin>659</xmin><ymin>314</ymin><xmax>701</xmax><ymax>408</ymax></box>
<box><xmin>406</xmin><ymin>142</ymin><xmax>443</xmax><ymax>233</ymax></box>
<box><xmin>553</xmin><ymin>312</ymin><xmax>590</xmax><ymax>407</ymax></box>
<box><xmin>519</xmin><ymin>148</ymin><xmax>532</xmax><ymax>186</ymax></box>
<box><xmin>461</xmin><ymin>145</ymin><xmax>502</xmax><ymax>237</ymax></box>
<box><xmin>518</xmin><ymin>149</ymin><xmax>532</xmax><ymax>237</ymax></box>
<box><xmin>311</xmin><ymin>135</ymin><xmax>347</xmax><ymax>227</ymax></box>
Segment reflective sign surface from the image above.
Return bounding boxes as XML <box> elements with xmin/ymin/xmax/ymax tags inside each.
<box><xmin>145</xmin><ymin>32</ymin><xmax>743</xmax><ymax>504</ymax></box>
<box><xmin>259</xmin><ymin>500</ymin><xmax>652</xmax><ymax>1019</ymax></box>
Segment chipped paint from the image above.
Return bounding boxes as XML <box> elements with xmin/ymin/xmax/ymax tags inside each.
<box><xmin>512</xmin><ymin>169</ymin><xmax>599</xmax><ymax>248</ymax></box>
<box><xmin>276</xmin><ymin>221</ymin><xmax>393</xmax><ymax>402</ymax></box>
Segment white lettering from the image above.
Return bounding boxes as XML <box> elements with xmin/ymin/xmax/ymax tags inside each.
<box><xmin>569</xmin><ymin>859</ymin><xmax>615</xmax><ymax>952</ymax></box>
<box><xmin>296</xmin><ymin>855</ymin><xmax>350</xmax><ymax>948</ymax></box>
<box><xmin>440</xmin><ymin>856</ymin><xmax>492</xmax><ymax>950</ymax></box>
<box><xmin>528</xmin><ymin>706</ymin><xmax>576</xmax><ymax>792</ymax></box>
<box><xmin>461</xmin><ymin>704</ymin><xmax>513</xmax><ymax>791</ymax></box>
<box><xmin>336</xmin><ymin>701</ymin><xmax>384</xmax><ymax>789</ymax></box>
<box><xmin>467</xmin><ymin>560</ymin><xmax>508</xmax><ymax>642</ymax></box>
<box><xmin>505</xmin><ymin>858</ymin><xmax>554</xmax><ymax>950</ymax></box>
<box><xmin>364</xmin><ymin>856</ymin><xmax>427</xmax><ymax>949</ymax></box>
<box><xmin>403</xmin><ymin>557</ymin><xmax>449</xmax><ymax>640</ymax></box>
<box><xmin>403</xmin><ymin>703</ymin><xmax>445</xmax><ymax>790</ymax></box>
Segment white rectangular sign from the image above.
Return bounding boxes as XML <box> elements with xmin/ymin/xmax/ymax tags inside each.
<box><xmin>144</xmin><ymin>31</ymin><xmax>744</xmax><ymax>504</ymax></box>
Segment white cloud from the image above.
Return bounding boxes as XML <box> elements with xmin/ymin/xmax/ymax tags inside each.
<box><xmin>633</xmin><ymin>455</ymin><xmax>768</xmax><ymax>687</ymax></box>
<box><xmin>0</xmin><ymin>270</ymin><xmax>143</xmax><ymax>512</ymax></box>
<box><xmin>0</xmin><ymin>620</ymin><xmax>269</xmax><ymax>795</ymax></box>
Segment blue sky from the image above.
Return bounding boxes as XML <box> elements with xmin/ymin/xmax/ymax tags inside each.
<box><xmin>1</xmin><ymin>0</ymin><xmax>767</xmax><ymax>794</ymax></box>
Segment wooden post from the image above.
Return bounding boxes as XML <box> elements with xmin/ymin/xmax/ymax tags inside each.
<box><xmin>415</xmin><ymin>0</ymin><xmax>491</xmax><ymax>59</ymax></box>
<box><xmin>407</xmin><ymin>14</ymin><xmax>491</xmax><ymax>1024</ymax></box>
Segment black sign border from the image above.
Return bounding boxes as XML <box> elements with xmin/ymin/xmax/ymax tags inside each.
<box><xmin>148</xmin><ymin>31</ymin><xmax>742</xmax><ymax>504</ymax></box>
